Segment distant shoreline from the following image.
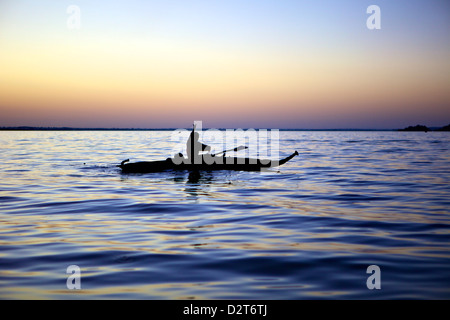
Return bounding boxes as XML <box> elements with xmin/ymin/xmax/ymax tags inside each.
<box><xmin>0</xmin><ymin>125</ymin><xmax>448</xmax><ymax>131</ymax></box>
<box><xmin>0</xmin><ymin>126</ymin><xmax>399</xmax><ymax>131</ymax></box>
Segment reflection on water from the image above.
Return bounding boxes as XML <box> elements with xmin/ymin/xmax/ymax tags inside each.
<box><xmin>0</xmin><ymin>130</ymin><xmax>449</xmax><ymax>299</ymax></box>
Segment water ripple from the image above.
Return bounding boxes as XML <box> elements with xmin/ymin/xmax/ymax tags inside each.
<box><xmin>0</xmin><ymin>131</ymin><xmax>449</xmax><ymax>299</ymax></box>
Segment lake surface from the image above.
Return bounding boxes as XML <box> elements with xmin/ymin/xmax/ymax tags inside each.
<box><xmin>0</xmin><ymin>130</ymin><xmax>449</xmax><ymax>299</ymax></box>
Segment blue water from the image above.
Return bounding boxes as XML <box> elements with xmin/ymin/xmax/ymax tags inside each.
<box><xmin>0</xmin><ymin>130</ymin><xmax>449</xmax><ymax>299</ymax></box>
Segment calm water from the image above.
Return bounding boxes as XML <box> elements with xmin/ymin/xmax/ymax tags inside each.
<box><xmin>0</xmin><ymin>130</ymin><xmax>449</xmax><ymax>299</ymax></box>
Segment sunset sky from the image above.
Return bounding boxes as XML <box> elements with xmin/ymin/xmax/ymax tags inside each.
<box><xmin>0</xmin><ymin>0</ymin><xmax>449</xmax><ymax>129</ymax></box>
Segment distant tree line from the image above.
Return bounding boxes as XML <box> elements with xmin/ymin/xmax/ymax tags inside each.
<box><xmin>398</xmin><ymin>124</ymin><xmax>450</xmax><ymax>132</ymax></box>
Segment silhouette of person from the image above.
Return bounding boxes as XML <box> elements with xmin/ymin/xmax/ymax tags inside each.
<box><xmin>187</xmin><ymin>123</ymin><xmax>211</xmax><ymax>164</ymax></box>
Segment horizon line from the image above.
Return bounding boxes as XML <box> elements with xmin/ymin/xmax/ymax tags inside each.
<box><xmin>0</xmin><ymin>125</ymin><xmax>448</xmax><ymax>132</ymax></box>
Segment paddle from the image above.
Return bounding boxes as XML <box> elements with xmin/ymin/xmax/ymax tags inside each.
<box><xmin>212</xmin><ymin>146</ymin><xmax>248</xmax><ymax>157</ymax></box>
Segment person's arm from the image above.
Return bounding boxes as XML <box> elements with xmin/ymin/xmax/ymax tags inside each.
<box><xmin>201</xmin><ymin>143</ymin><xmax>211</xmax><ymax>152</ymax></box>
